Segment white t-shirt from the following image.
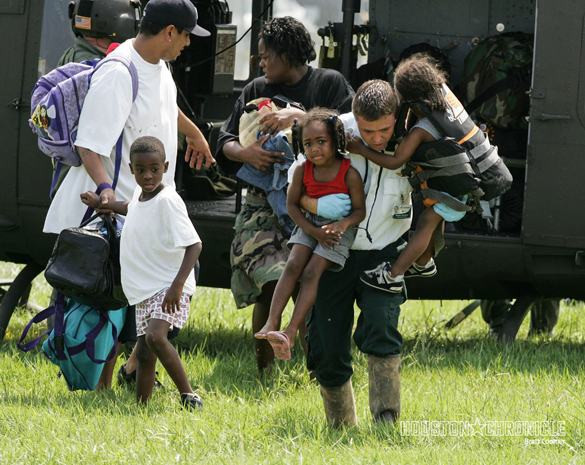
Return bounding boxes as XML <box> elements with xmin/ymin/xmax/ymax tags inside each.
<box><xmin>414</xmin><ymin>117</ymin><xmax>442</xmax><ymax>140</ymax></box>
<box><xmin>43</xmin><ymin>39</ymin><xmax>179</xmax><ymax>233</ymax></box>
<box><xmin>288</xmin><ymin>113</ymin><xmax>413</xmax><ymax>250</ymax></box>
<box><xmin>121</xmin><ymin>186</ymin><xmax>201</xmax><ymax>305</ymax></box>
<box><xmin>340</xmin><ymin>113</ymin><xmax>413</xmax><ymax>250</ymax></box>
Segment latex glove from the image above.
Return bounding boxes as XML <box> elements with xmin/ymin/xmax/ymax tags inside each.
<box><xmin>433</xmin><ymin>194</ymin><xmax>469</xmax><ymax>222</ymax></box>
<box><xmin>317</xmin><ymin>193</ymin><xmax>352</xmax><ymax>220</ymax></box>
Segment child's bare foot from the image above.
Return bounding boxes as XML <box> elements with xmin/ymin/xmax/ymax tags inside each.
<box><xmin>254</xmin><ymin>321</ymin><xmax>278</xmax><ymax>339</ymax></box>
<box><xmin>266</xmin><ymin>331</ymin><xmax>292</xmax><ymax>360</ymax></box>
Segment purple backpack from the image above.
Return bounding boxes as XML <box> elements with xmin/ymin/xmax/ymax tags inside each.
<box><xmin>29</xmin><ymin>55</ymin><xmax>138</xmax><ymax>193</ymax></box>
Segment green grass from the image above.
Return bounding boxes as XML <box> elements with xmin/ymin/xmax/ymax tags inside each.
<box><xmin>1</xmin><ymin>263</ymin><xmax>584</xmax><ymax>464</ymax></box>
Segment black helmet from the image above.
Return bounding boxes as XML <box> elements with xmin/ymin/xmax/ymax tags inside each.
<box><xmin>68</xmin><ymin>0</ymin><xmax>142</xmax><ymax>43</ymax></box>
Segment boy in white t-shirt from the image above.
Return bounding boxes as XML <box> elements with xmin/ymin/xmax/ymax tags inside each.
<box><xmin>81</xmin><ymin>136</ymin><xmax>203</xmax><ymax>410</ymax></box>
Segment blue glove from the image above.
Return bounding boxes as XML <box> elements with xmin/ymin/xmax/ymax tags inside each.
<box><xmin>433</xmin><ymin>194</ymin><xmax>469</xmax><ymax>222</ymax></box>
<box><xmin>317</xmin><ymin>193</ymin><xmax>352</xmax><ymax>220</ymax></box>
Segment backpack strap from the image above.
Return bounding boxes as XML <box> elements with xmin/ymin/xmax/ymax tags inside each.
<box><xmin>50</xmin><ymin>292</ymin><xmax>68</xmax><ymax>361</ymax></box>
<box><xmin>67</xmin><ymin>310</ymin><xmax>119</xmax><ymax>363</ymax></box>
<box><xmin>91</xmin><ymin>55</ymin><xmax>139</xmax><ymax>102</ymax></box>
<box><xmin>49</xmin><ymin>161</ymin><xmax>63</xmax><ymax>199</ymax></box>
<box><xmin>17</xmin><ymin>292</ymin><xmax>66</xmax><ymax>354</ymax></box>
<box><xmin>464</xmin><ymin>69</ymin><xmax>527</xmax><ymax>116</ymax></box>
<box><xmin>17</xmin><ymin>306</ymin><xmax>55</xmax><ymax>352</ymax></box>
<box><xmin>81</xmin><ymin>55</ymin><xmax>139</xmax><ymax>223</ymax></box>
<box><xmin>417</xmin><ymin>189</ymin><xmax>474</xmax><ymax>212</ymax></box>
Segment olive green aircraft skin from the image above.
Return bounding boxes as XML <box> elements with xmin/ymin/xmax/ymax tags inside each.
<box><xmin>1</xmin><ymin>0</ymin><xmax>584</xmax><ymax>305</ymax></box>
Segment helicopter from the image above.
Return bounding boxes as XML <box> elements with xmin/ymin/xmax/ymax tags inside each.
<box><xmin>1</xmin><ymin>0</ymin><xmax>584</xmax><ymax>343</ymax></box>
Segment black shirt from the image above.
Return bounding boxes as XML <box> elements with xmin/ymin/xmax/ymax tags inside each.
<box><xmin>216</xmin><ymin>66</ymin><xmax>355</xmax><ymax>174</ymax></box>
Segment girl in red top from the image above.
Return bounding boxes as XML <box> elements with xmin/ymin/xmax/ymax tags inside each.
<box><xmin>255</xmin><ymin>108</ymin><xmax>366</xmax><ymax>360</ymax></box>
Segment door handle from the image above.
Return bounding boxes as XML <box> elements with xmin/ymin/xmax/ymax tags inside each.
<box><xmin>10</xmin><ymin>99</ymin><xmax>31</xmax><ymax>110</ymax></box>
<box><xmin>534</xmin><ymin>114</ymin><xmax>570</xmax><ymax>121</ymax></box>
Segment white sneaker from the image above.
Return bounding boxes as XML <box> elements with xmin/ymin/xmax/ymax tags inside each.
<box><xmin>404</xmin><ymin>259</ymin><xmax>437</xmax><ymax>278</ymax></box>
<box><xmin>359</xmin><ymin>262</ymin><xmax>404</xmax><ymax>293</ymax></box>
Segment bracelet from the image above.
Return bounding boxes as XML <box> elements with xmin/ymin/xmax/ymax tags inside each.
<box><xmin>96</xmin><ymin>183</ymin><xmax>113</xmax><ymax>195</ymax></box>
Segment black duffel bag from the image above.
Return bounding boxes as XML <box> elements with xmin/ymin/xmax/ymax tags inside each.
<box><xmin>45</xmin><ymin>214</ymin><xmax>127</xmax><ymax>311</ymax></box>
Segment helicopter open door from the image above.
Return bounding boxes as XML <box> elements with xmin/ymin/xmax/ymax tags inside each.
<box><xmin>523</xmin><ymin>0</ymin><xmax>585</xmax><ymax>250</ymax></box>
<box><xmin>0</xmin><ymin>0</ymin><xmax>30</xmax><ymax>223</ymax></box>
<box><xmin>0</xmin><ymin>0</ymin><xmax>74</xmax><ymax>266</ymax></box>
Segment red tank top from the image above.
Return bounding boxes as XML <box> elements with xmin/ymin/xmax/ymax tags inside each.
<box><xmin>303</xmin><ymin>157</ymin><xmax>351</xmax><ymax>199</ymax></box>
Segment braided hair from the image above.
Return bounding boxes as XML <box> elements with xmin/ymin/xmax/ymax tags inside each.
<box><xmin>291</xmin><ymin>108</ymin><xmax>346</xmax><ymax>160</ymax></box>
<box><xmin>259</xmin><ymin>17</ymin><xmax>317</xmax><ymax>68</ymax></box>
<box><xmin>394</xmin><ymin>52</ymin><xmax>449</xmax><ymax>112</ymax></box>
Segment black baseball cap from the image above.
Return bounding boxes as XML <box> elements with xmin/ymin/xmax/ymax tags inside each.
<box><xmin>143</xmin><ymin>0</ymin><xmax>210</xmax><ymax>37</ymax></box>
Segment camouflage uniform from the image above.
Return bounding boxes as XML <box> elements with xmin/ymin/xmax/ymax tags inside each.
<box><xmin>481</xmin><ymin>299</ymin><xmax>560</xmax><ymax>336</ymax></box>
<box><xmin>230</xmin><ymin>187</ymin><xmax>289</xmax><ymax>308</ymax></box>
<box><xmin>215</xmin><ymin>67</ymin><xmax>354</xmax><ymax>308</ymax></box>
<box><xmin>460</xmin><ymin>32</ymin><xmax>533</xmax><ymax>130</ymax></box>
<box><xmin>58</xmin><ymin>36</ymin><xmax>106</xmax><ymax>66</ymax></box>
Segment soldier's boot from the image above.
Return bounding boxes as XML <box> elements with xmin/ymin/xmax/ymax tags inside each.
<box><xmin>528</xmin><ymin>299</ymin><xmax>560</xmax><ymax>337</ymax></box>
<box><xmin>368</xmin><ymin>354</ymin><xmax>401</xmax><ymax>425</ymax></box>
<box><xmin>320</xmin><ymin>379</ymin><xmax>358</xmax><ymax>428</ymax></box>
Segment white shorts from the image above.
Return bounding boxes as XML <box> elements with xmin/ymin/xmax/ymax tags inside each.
<box><xmin>135</xmin><ymin>288</ymin><xmax>191</xmax><ymax>337</ymax></box>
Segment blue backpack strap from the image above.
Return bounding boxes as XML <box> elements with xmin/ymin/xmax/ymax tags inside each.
<box><xmin>49</xmin><ymin>292</ymin><xmax>68</xmax><ymax>361</ymax></box>
<box><xmin>17</xmin><ymin>292</ymin><xmax>66</xmax><ymax>353</ymax></box>
<box><xmin>17</xmin><ymin>306</ymin><xmax>55</xmax><ymax>352</ymax></box>
<box><xmin>112</xmin><ymin>133</ymin><xmax>123</xmax><ymax>191</ymax></box>
<box><xmin>81</xmin><ymin>55</ymin><xmax>139</xmax><ymax>223</ymax></box>
<box><xmin>49</xmin><ymin>161</ymin><xmax>63</xmax><ymax>199</ymax></box>
<box><xmin>67</xmin><ymin>310</ymin><xmax>119</xmax><ymax>363</ymax></box>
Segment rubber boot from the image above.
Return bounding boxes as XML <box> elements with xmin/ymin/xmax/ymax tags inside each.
<box><xmin>368</xmin><ymin>354</ymin><xmax>401</xmax><ymax>425</ymax></box>
<box><xmin>320</xmin><ymin>379</ymin><xmax>358</xmax><ymax>428</ymax></box>
<box><xmin>528</xmin><ymin>299</ymin><xmax>560</xmax><ymax>337</ymax></box>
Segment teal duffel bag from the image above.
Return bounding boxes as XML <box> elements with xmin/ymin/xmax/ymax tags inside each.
<box><xmin>18</xmin><ymin>293</ymin><xmax>127</xmax><ymax>391</ymax></box>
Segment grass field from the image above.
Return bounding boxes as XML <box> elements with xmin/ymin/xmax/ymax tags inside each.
<box><xmin>1</xmin><ymin>262</ymin><xmax>583</xmax><ymax>464</ymax></box>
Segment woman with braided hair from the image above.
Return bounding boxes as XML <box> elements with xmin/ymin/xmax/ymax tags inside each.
<box><xmin>215</xmin><ymin>17</ymin><xmax>354</xmax><ymax>373</ymax></box>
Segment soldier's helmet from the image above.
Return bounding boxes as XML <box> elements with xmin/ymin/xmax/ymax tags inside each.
<box><xmin>68</xmin><ymin>0</ymin><xmax>142</xmax><ymax>43</ymax></box>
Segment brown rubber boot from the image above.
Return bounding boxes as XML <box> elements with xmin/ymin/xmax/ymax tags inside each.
<box><xmin>320</xmin><ymin>379</ymin><xmax>358</xmax><ymax>428</ymax></box>
<box><xmin>368</xmin><ymin>354</ymin><xmax>401</xmax><ymax>425</ymax></box>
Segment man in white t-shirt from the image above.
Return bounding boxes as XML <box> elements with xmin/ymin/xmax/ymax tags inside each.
<box><xmin>43</xmin><ymin>0</ymin><xmax>215</xmax><ymax>389</ymax></box>
<box><xmin>44</xmin><ymin>0</ymin><xmax>213</xmax><ymax>234</ymax></box>
<box><xmin>297</xmin><ymin>80</ymin><xmax>412</xmax><ymax>428</ymax></box>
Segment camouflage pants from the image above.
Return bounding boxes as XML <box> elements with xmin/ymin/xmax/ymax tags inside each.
<box><xmin>480</xmin><ymin>299</ymin><xmax>560</xmax><ymax>336</ymax></box>
<box><xmin>230</xmin><ymin>188</ymin><xmax>290</xmax><ymax>309</ymax></box>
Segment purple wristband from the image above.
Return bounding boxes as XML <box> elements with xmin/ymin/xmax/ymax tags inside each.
<box><xmin>96</xmin><ymin>183</ymin><xmax>112</xmax><ymax>195</ymax></box>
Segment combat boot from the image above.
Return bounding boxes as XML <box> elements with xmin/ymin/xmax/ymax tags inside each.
<box><xmin>368</xmin><ymin>354</ymin><xmax>401</xmax><ymax>425</ymax></box>
<box><xmin>320</xmin><ymin>379</ymin><xmax>358</xmax><ymax>428</ymax></box>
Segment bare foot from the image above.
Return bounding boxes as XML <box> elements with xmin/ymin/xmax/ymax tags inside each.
<box><xmin>254</xmin><ymin>321</ymin><xmax>278</xmax><ymax>339</ymax></box>
<box><xmin>266</xmin><ymin>331</ymin><xmax>291</xmax><ymax>360</ymax></box>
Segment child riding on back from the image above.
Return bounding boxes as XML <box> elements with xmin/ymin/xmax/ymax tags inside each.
<box><xmin>348</xmin><ymin>53</ymin><xmax>478</xmax><ymax>293</ymax></box>
<box><xmin>255</xmin><ymin>108</ymin><xmax>366</xmax><ymax>360</ymax></box>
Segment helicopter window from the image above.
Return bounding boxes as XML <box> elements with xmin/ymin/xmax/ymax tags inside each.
<box><xmin>274</xmin><ymin>0</ymin><xmax>370</xmax><ymax>68</ymax></box>
<box><xmin>230</xmin><ymin>0</ymin><xmax>253</xmax><ymax>81</ymax></box>
<box><xmin>230</xmin><ymin>0</ymin><xmax>369</xmax><ymax>81</ymax></box>
<box><xmin>38</xmin><ymin>0</ymin><xmax>75</xmax><ymax>77</ymax></box>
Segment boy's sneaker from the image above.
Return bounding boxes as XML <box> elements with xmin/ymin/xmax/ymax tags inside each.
<box><xmin>117</xmin><ymin>363</ymin><xmax>166</xmax><ymax>390</ymax></box>
<box><xmin>359</xmin><ymin>262</ymin><xmax>404</xmax><ymax>293</ymax></box>
<box><xmin>181</xmin><ymin>392</ymin><xmax>203</xmax><ymax>411</ymax></box>
<box><xmin>404</xmin><ymin>259</ymin><xmax>437</xmax><ymax>279</ymax></box>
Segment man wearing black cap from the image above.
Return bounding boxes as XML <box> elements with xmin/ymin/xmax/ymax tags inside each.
<box><xmin>44</xmin><ymin>0</ymin><xmax>215</xmax><ymax>390</ymax></box>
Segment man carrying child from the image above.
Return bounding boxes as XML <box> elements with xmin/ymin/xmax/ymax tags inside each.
<box><xmin>298</xmin><ymin>80</ymin><xmax>412</xmax><ymax>427</ymax></box>
<box><xmin>303</xmin><ymin>77</ymin><xmax>472</xmax><ymax>427</ymax></box>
